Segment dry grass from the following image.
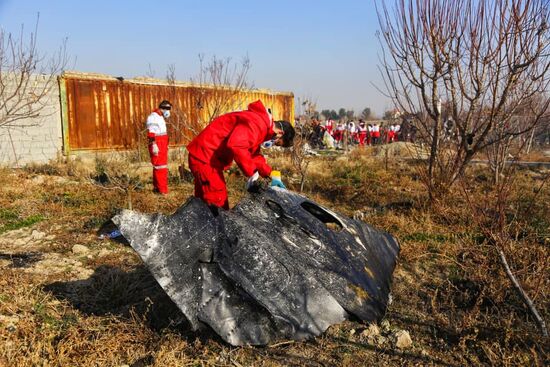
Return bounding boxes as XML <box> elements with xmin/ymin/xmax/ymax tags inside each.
<box><xmin>0</xmin><ymin>150</ymin><xmax>548</xmax><ymax>366</ymax></box>
<box><xmin>517</xmin><ymin>149</ymin><xmax>550</xmax><ymax>162</ymax></box>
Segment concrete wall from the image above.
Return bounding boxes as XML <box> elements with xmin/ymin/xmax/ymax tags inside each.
<box><xmin>0</xmin><ymin>74</ymin><xmax>63</xmax><ymax>166</ymax></box>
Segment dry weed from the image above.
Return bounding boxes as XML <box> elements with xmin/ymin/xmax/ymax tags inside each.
<box><xmin>0</xmin><ymin>152</ymin><xmax>548</xmax><ymax>366</ymax></box>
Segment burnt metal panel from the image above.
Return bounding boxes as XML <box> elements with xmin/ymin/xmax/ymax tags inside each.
<box><xmin>112</xmin><ymin>188</ymin><xmax>400</xmax><ymax>346</ymax></box>
<box><xmin>61</xmin><ymin>73</ymin><xmax>294</xmax><ymax>151</ymax></box>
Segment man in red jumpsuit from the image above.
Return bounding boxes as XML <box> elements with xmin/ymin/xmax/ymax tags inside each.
<box><xmin>146</xmin><ymin>100</ymin><xmax>172</xmax><ymax>194</ymax></box>
<box><xmin>357</xmin><ymin>120</ymin><xmax>368</xmax><ymax>146</ymax></box>
<box><xmin>187</xmin><ymin>100</ymin><xmax>295</xmax><ymax>210</ymax></box>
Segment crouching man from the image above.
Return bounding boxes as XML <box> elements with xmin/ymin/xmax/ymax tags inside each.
<box><xmin>186</xmin><ymin>100</ymin><xmax>295</xmax><ymax>210</ymax></box>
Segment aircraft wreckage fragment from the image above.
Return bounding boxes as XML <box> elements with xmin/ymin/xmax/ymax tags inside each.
<box><xmin>112</xmin><ymin>188</ymin><xmax>400</xmax><ymax>346</ymax></box>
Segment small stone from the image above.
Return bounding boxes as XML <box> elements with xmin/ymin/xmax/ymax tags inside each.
<box><xmin>349</xmin><ymin>328</ymin><xmax>356</xmax><ymax>336</ymax></box>
<box><xmin>72</xmin><ymin>244</ymin><xmax>89</xmax><ymax>255</ymax></box>
<box><xmin>31</xmin><ymin>230</ymin><xmax>46</xmax><ymax>240</ymax></box>
<box><xmin>394</xmin><ymin>330</ymin><xmax>413</xmax><ymax>349</ymax></box>
<box><xmin>361</xmin><ymin>323</ymin><xmax>380</xmax><ymax>339</ymax></box>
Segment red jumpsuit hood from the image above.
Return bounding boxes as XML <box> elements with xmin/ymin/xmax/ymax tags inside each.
<box><xmin>248</xmin><ymin>100</ymin><xmax>271</xmax><ymax>121</ymax></box>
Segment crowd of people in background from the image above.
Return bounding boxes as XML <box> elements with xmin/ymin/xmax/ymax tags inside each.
<box><xmin>301</xmin><ymin>117</ymin><xmax>417</xmax><ymax>150</ymax></box>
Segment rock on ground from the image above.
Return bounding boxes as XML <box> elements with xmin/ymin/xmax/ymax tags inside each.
<box><xmin>393</xmin><ymin>330</ymin><xmax>413</xmax><ymax>349</ymax></box>
<box><xmin>72</xmin><ymin>244</ymin><xmax>89</xmax><ymax>255</ymax></box>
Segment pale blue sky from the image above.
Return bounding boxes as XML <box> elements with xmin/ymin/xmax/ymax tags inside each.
<box><xmin>0</xmin><ymin>0</ymin><xmax>392</xmax><ymax>116</ymax></box>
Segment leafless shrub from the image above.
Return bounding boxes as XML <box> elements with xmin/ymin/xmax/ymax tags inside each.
<box><xmin>485</xmin><ymin>96</ymin><xmax>550</xmax><ymax>184</ymax></box>
<box><xmin>291</xmin><ymin>119</ymin><xmax>311</xmax><ymax>193</ymax></box>
<box><xmin>91</xmin><ymin>152</ymin><xmax>145</xmax><ymax>210</ymax></box>
<box><xmin>166</xmin><ymin>64</ymin><xmax>203</xmax><ymax>152</ymax></box>
<box><xmin>376</xmin><ymin>0</ymin><xmax>550</xmax><ymax>200</ymax></box>
<box><xmin>291</xmin><ymin>99</ymin><xmax>318</xmax><ymax>192</ymax></box>
<box><xmin>22</xmin><ymin>155</ymin><xmax>84</xmax><ymax>177</ymax></box>
<box><xmin>165</xmin><ymin>56</ymin><xmax>252</xmax><ymax>176</ymax></box>
<box><xmin>377</xmin><ymin>0</ymin><xmax>550</xmax><ymax>337</ymax></box>
<box><xmin>0</xmin><ymin>15</ymin><xmax>69</xmax><ymax>129</ymax></box>
<box><xmin>192</xmin><ymin>54</ymin><xmax>252</xmax><ymax>124</ymax></box>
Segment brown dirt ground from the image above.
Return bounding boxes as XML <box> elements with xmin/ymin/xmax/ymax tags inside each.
<box><xmin>0</xmin><ymin>150</ymin><xmax>548</xmax><ymax>366</ymax></box>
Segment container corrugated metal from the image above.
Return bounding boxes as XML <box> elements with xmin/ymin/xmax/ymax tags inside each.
<box><xmin>61</xmin><ymin>72</ymin><xmax>294</xmax><ymax>151</ymax></box>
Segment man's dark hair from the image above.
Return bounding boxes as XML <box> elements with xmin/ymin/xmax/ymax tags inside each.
<box><xmin>159</xmin><ymin>100</ymin><xmax>172</xmax><ymax>110</ymax></box>
<box><xmin>275</xmin><ymin>120</ymin><xmax>295</xmax><ymax>147</ymax></box>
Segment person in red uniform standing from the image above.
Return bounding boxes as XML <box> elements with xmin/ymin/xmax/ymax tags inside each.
<box><xmin>357</xmin><ymin>120</ymin><xmax>368</xmax><ymax>146</ymax></box>
<box><xmin>187</xmin><ymin>100</ymin><xmax>295</xmax><ymax>210</ymax></box>
<box><xmin>146</xmin><ymin>100</ymin><xmax>172</xmax><ymax>195</ymax></box>
<box><xmin>371</xmin><ymin>122</ymin><xmax>381</xmax><ymax>145</ymax></box>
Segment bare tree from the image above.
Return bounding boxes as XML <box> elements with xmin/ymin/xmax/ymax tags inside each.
<box><xmin>91</xmin><ymin>152</ymin><xmax>144</xmax><ymax>210</ymax></box>
<box><xmin>485</xmin><ymin>95</ymin><xmax>549</xmax><ymax>184</ymax></box>
<box><xmin>376</xmin><ymin>0</ymin><xmax>550</xmax><ymax>199</ymax></box>
<box><xmin>165</xmin><ymin>64</ymin><xmax>202</xmax><ymax>160</ymax></box>
<box><xmin>377</xmin><ymin>0</ymin><xmax>549</xmax><ymax>337</ymax></box>
<box><xmin>163</xmin><ymin>57</ymin><xmax>251</xmax><ymax>179</ymax></box>
<box><xmin>164</xmin><ymin>64</ymin><xmax>205</xmax><ymax>180</ymax></box>
<box><xmin>192</xmin><ymin>54</ymin><xmax>252</xmax><ymax>125</ymax></box>
<box><xmin>291</xmin><ymin>117</ymin><xmax>312</xmax><ymax>193</ymax></box>
<box><xmin>0</xmin><ymin>15</ymin><xmax>68</xmax><ymax>129</ymax></box>
<box><xmin>291</xmin><ymin>99</ymin><xmax>318</xmax><ymax>192</ymax></box>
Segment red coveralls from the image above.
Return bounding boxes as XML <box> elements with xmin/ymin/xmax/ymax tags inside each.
<box><xmin>325</xmin><ymin>120</ymin><xmax>333</xmax><ymax>135</ymax></box>
<box><xmin>147</xmin><ymin>110</ymin><xmax>169</xmax><ymax>194</ymax></box>
<box><xmin>387</xmin><ymin>126</ymin><xmax>395</xmax><ymax>143</ymax></box>
<box><xmin>358</xmin><ymin>124</ymin><xmax>368</xmax><ymax>146</ymax></box>
<box><xmin>186</xmin><ymin>100</ymin><xmax>274</xmax><ymax>209</ymax></box>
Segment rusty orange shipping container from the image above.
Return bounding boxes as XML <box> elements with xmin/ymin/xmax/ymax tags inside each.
<box><xmin>59</xmin><ymin>72</ymin><xmax>294</xmax><ymax>152</ymax></box>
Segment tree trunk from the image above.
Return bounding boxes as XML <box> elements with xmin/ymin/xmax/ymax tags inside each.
<box><xmin>428</xmin><ymin>118</ymin><xmax>440</xmax><ymax>198</ymax></box>
<box><xmin>526</xmin><ymin>128</ymin><xmax>536</xmax><ymax>155</ymax></box>
<box><xmin>7</xmin><ymin>128</ymin><xmax>20</xmax><ymax>168</ymax></box>
<box><xmin>494</xmin><ymin>145</ymin><xmax>502</xmax><ymax>185</ymax></box>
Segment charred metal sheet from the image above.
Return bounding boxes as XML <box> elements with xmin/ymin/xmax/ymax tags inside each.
<box><xmin>113</xmin><ymin>198</ymin><xmax>218</xmax><ymax>329</ymax></box>
<box><xmin>62</xmin><ymin>72</ymin><xmax>294</xmax><ymax>151</ymax></box>
<box><xmin>112</xmin><ymin>189</ymin><xmax>399</xmax><ymax>346</ymax></box>
<box><xmin>231</xmin><ymin>189</ymin><xmax>399</xmax><ymax>322</ymax></box>
<box><xmin>217</xmin><ymin>207</ymin><xmax>348</xmax><ymax>337</ymax></box>
<box><xmin>198</xmin><ymin>263</ymin><xmax>296</xmax><ymax>345</ymax></box>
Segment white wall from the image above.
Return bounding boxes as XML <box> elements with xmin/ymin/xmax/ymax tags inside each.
<box><xmin>0</xmin><ymin>74</ymin><xmax>63</xmax><ymax>166</ymax></box>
